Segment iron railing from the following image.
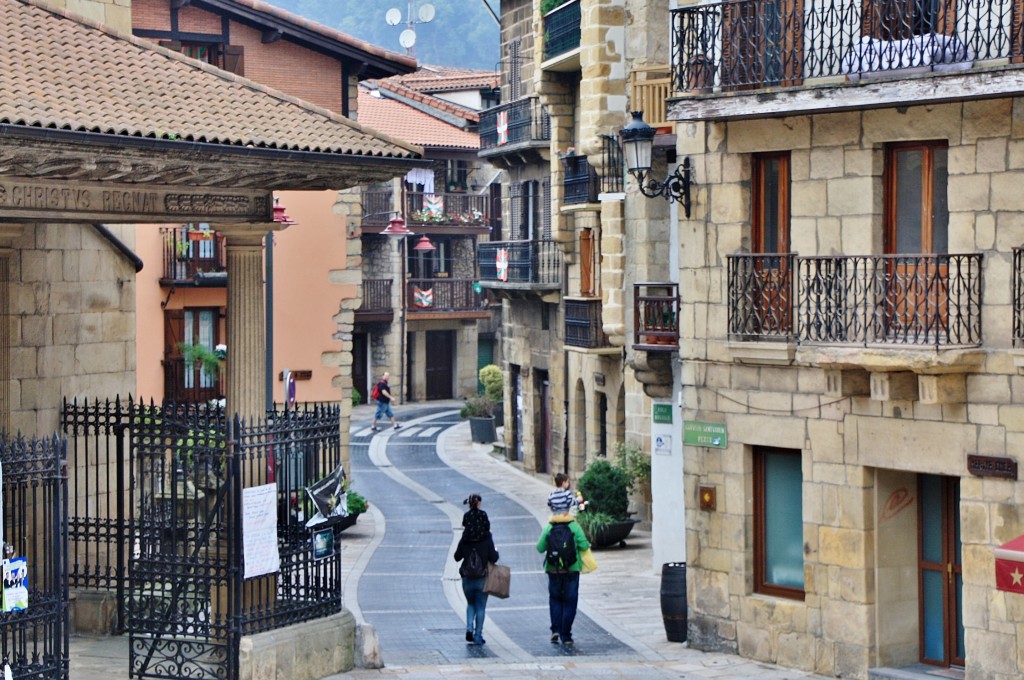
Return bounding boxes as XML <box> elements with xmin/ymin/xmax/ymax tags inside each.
<box><xmin>565</xmin><ymin>299</ymin><xmax>607</xmax><ymax>348</ymax></box>
<box><xmin>359</xmin><ymin>279</ymin><xmax>393</xmax><ymax>313</ymax></box>
<box><xmin>362</xmin><ymin>190</ymin><xmax>394</xmax><ymax>226</ymax></box>
<box><xmin>162</xmin><ymin>357</ymin><xmax>225</xmax><ymax>404</ymax></box>
<box><xmin>478</xmin><ymin>240</ymin><xmax>562</xmax><ymax>286</ymax></box>
<box><xmin>1014</xmin><ymin>247</ymin><xmax>1024</xmax><ymax>347</ymax></box>
<box><xmin>727</xmin><ymin>253</ymin><xmax>797</xmax><ymax>340</ymax></box>
<box><xmin>0</xmin><ymin>433</ymin><xmax>69</xmax><ymax>679</ymax></box>
<box><xmin>795</xmin><ymin>254</ymin><xmax>982</xmax><ymax>347</ymax></box>
<box><xmin>161</xmin><ymin>227</ymin><xmax>226</xmax><ymax>283</ymax></box>
<box><xmin>480</xmin><ymin>97</ymin><xmax>551</xmax><ymax>150</ymax></box>
<box><xmin>671</xmin><ymin>0</ymin><xmax>1010</xmax><ymax>93</ymax></box>
<box><xmin>61</xmin><ymin>398</ymin><xmax>343</xmax><ymax>680</ymax></box>
<box><xmin>544</xmin><ymin>0</ymin><xmax>581</xmax><ymax>61</ymax></box>
<box><xmin>562</xmin><ymin>156</ymin><xmax>599</xmax><ymax>204</ymax></box>
<box><xmin>600</xmin><ymin>135</ymin><xmax>625</xmax><ymax>194</ymax></box>
<box><xmin>406</xmin><ymin>278</ymin><xmax>486</xmax><ymax>312</ymax></box>
<box><xmin>634</xmin><ymin>283</ymin><xmax>680</xmax><ymax>350</ymax></box>
<box><xmin>405</xmin><ymin>191</ymin><xmax>489</xmax><ymax>228</ymax></box>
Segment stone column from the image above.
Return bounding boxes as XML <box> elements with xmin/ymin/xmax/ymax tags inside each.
<box><xmin>0</xmin><ymin>226</ymin><xmax>24</xmax><ymax>434</ymax></box>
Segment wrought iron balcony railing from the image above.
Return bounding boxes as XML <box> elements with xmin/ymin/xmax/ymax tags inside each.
<box><xmin>727</xmin><ymin>253</ymin><xmax>796</xmax><ymax>340</ymax></box>
<box><xmin>562</xmin><ymin>155</ymin><xmax>599</xmax><ymax>204</ymax></box>
<box><xmin>362</xmin><ymin>190</ymin><xmax>394</xmax><ymax>226</ymax></box>
<box><xmin>478</xmin><ymin>240</ymin><xmax>562</xmax><ymax>287</ymax></box>
<box><xmin>634</xmin><ymin>283</ymin><xmax>680</xmax><ymax>351</ymax></box>
<box><xmin>671</xmin><ymin>0</ymin><xmax>1014</xmax><ymax>94</ymax></box>
<box><xmin>565</xmin><ymin>299</ymin><xmax>607</xmax><ymax>349</ymax></box>
<box><xmin>356</xmin><ymin>279</ymin><xmax>393</xmax><ymax>322</ymax></box>
<box><xmin>162</xmin><ymin>357</ymin><xmax>223</xmax><ymax>403</ymax></box>
<box><xmin>405</xmin><ymin>191</ymin><xmax>489</xmax><ymax>230</ymax></box>
<box><xmin>731</xmin><ymin>253</ymin><xmax>984</xmax><ymax>347</ymax></box>
<box><xmin>479</xmin><ymin>97</ymin><xmax>551</xmax><ymax>151</ymax></box>
<box><xmin>544</xmin><ymin>0</ymin><xmax>581</xmax><ymax>61</ymax></box>
<box><xmin>629</xmin><ymin>65</ymin><xmax>672</xmax><ymax>128</ymax></box>
<box><xmin>161</xmin><ymin>227</ymin><xmax>226</xmax><ymax>284</ymax></box>
<box><xmin>406</xmin><ymin>278</ymin><xmax>487</xmax><ymax>313</ymax></box>
<box><xmin>1013</xmin><ymin>247</ymin><xmax>1024</xmax><ymax>348</ymax></box>
<box><xmin>600</xmin><ymin>135</ymin><xmax>624</xmax><ymax>194</ymax></box>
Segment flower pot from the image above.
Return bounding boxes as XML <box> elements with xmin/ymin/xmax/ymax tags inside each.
<box><xmin>591</xmin><ymin>518</ymin><xmax>639</xmax><ymax>549</ymax></box>
<box><xmin>469</xmin><ymin>415</ymin><xmax>497</xmax><ymax>443</ymax></box>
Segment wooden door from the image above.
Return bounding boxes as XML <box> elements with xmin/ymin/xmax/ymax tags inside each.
<box><xmin>752</xmin><ymin>153</ymin><xmax>792</xmax><ymax>334</ymax></box>
<box><xmin>580</xmin><ymin>229</ymin><xmax>595</xmax><ymax>297</ymax></box>
<box><xmin>352</xmin><ymin>333</ymin><xmax>368</xmax><ymax>404</ymax></box>
<box><xmin>918</xmin><ymin>475</ymin><xmax>964</xmax><ymax>668</ymax></box>
<box><xmin>884</xmin><ymin>143</ymin><xmax>949</xmax><ymax>340</ymax></box>
<box><xmin>424</xmin><ymin>330</ymin><xmax>454</xmax><ymax>400</ymax></box>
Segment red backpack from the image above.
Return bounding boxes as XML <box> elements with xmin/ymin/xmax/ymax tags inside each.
<box><xmin>370</xmin><ymin>383</ymin><xmax>382</xmax><ymax>400</ymax></box>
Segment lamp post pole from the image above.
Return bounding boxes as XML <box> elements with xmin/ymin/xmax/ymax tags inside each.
<box><xmin>381</xmin><ymin>216</ymin><xmax>415</xmax><ymax>403</ymax></box>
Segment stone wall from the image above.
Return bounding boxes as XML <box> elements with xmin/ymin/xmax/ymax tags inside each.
<box><xmin>681</xmin><ymin>100</ymin><xmax>1024</xmax><ymax>679</ymax></box>
<box><xmin>38</xmin><ymin>0</ymin><xmax>131</xmax><ymax>34</ymax></box>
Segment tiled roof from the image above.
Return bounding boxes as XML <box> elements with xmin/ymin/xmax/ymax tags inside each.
<box><xmin>0</xmin><ymin>0</ymin><xmax>421</xmax><ymax>159</ymax></box>
<box><xmin>358</xmin><ymin>87</ymin><xmax>480</xmax><ymax>151</ymax></box>
<box><xmin>392</xmin><ymin>65</ymin><xmax>500</xmax><ymax>93</ymax></box>
<box><xmin>376</xmin><ymin>80</ymin><xmax>481</xmax><ymax>123</ymax></box>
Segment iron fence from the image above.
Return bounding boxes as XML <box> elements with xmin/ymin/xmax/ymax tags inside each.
<box><xmin>0</xmin><ymin>433</ymin><xmax>69</xmax><ymax>679</ymax></box>
<box><xmin>795</xmin><ymin>254</ymin><xmax>982</xmax><ymax>347</ymax></box>
<box><xmin>478</xmin><ymin>240</ymin><xmax>562</xmax><ymax>286</ymax></box>
<box><xmin>361</xmin><ymin>190</ymin><xmax>394</xmax><ymax>226</ymax></box>
<box><xmin>61</xmin><ymin>398</ymin><xmax>342</xmax><ymax>680</ymax></box>
<box><xmin>565</xmin><ymin>299</ymin><xmax>606</xmax><ymax>348</ymax></box>
<box><xmin>671</xmin><ymin>0</ymin><xmax>1013</xmax><ymax>93</ymax></box>
<box><xmin>1014</xmin><ymin>247</ymin><xmax>1024</xmax><ymax>348</ymax></box>
<box><xmin>600</xmin><ymin>135</ymin><xmax>624</xmax><ymax>194</ymax></box>
<box><xmin>544</xmin><ymin>0</ymin><xmax>581</xmax><ymax>61</ymax></box>
<box><xmin>562</xmin><ymin>156</ymin><xmax>599</xmax><ymax>205</ymax></box>
<box><xmin>727</xmin><ymin>253</ymin><xmax>796</xmax><ymax>340</ymax></box>
<box><xmin>404</xmin><ymin>191</ymin><xmax>489</xmax><ymax>228</ymax></box>
<box><xmin>479</xmin><ymin>98</ymin><xmax>551</xmax><ymax>150</ymax></box>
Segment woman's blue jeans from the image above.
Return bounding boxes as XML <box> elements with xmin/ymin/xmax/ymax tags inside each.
<box><xmin>462</xmin><ymin>576</ymin><xmax>489</xmax><ymax>643</ymax></box>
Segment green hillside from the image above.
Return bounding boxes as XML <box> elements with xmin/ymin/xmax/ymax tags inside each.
<box><xmin>268</xmin><ymin>0</ymin><xmax>500</xmax><ymax>71</ymax></box>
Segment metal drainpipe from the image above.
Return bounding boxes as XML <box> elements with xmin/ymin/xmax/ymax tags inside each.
<box><xmin>265</xmin><ymin>230</ymin><xmax>274</xmax><ymax>412</ymax></box>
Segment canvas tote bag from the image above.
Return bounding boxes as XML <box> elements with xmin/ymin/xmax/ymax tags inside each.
<box><xmin>483</xmin><ymin>562</ymin><xmax>510</xmax><ymax>599</ymax></box>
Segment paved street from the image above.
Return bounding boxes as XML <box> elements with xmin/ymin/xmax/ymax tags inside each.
<box><xmin>70</xmin><ymin>401</ymin><xmax>833</xmax><ymax>679</ymax></box>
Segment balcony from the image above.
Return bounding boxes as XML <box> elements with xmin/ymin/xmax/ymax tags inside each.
<box><xmin>362</xmin><ymin>189</ymin><xmax>394</xmax><ymax>227</ymax></box>
<box><xmin>403</xmin><ymin>192</ymin><xmax>490</xmax><ymax>234</ymax></box>
<box><xmin>479</xmin><ymin>98</ymin><xmax>551</xmax><ymax>165</ymax></box>
<box><xmin>599</xmin><ymin>135</ymin><xmax>624</xmax><ymax>195</ymax></box>
<box><xmin>355</xmin><ymin>278</ymin><xmax>393</xmax><ymax>323</ymax></box>
<box><xmin>162</xmin><ymin>358</ymin><xmax>223</xmax><ymax>403</ymax></box>
<box><xmin>565</xmin><ymin>298</ymin><xmax>610</xmax><ymax>350</ymax></box>
<box><xmin>561</xmin><ymin>155</ymin><xmax>599</xmax><ymax>205</ymax></box>
<box><xmin>629</xmin><ymin>65</ymin><xmax>672</xmax><ymax>129</ymax></box>
<box><xmin>160</xmin><ymin>227</ymin><xmax>226</xmax><ymax>286</ymax></box>
<box><xmin>670</xmin><ymin>0</ymin><xmax>1021</xmax><ymax>121</ymax></box>
<box><xmin>728</xmin><ymin>253</ymin><xmax>983</xmax><ymax>349</ymax></box>
<box><xmin>633</xmin><ymin>283</ymin><xmax>679</xmax><ymax>352</ymax></box>
<box><xmin>543</xmin><ymin>0</ymin><xmax>581</xmax><ymax>69</ymax></box>
<box><xmin>477</xmin><ymin>240</ymin><xmax>562</xmax><ymax>296</ymax></box>
<box><xmin>406</xmin><ymin>278</ymin><xmax>489</xmax><ymax>319</ymax></box>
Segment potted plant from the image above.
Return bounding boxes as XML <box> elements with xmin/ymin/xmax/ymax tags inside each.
<box><xmin>461</xmin><ymin>395</ymin><xmax>497</xmax><ymax>443</ymax></box>
<box><xmin>338</xmin><ymin>488</ymin><xmax>369</xmax><ymax>531</ymax></box>
<box><xmin>614</xmin><ymin>441</ymin><xmax>652</xmax><ymax>502</ymax></box>
<box><xmin>478</xmin><ymin>364</ymin><xmax>504</xmax><ymax>427</ymax></box>
<box><xmin>178</xmin><ymin>342</ymin><xmax>224</xmax><ymax>381</ymax></box>
<box><xmin>576</xmin><ymin>458</ymin><xmax>640</xmax><ymax>548</ymax></box>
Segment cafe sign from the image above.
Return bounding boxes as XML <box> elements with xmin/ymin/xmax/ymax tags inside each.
<box><xmin>683</xmin><ymin>420</ymin><xmax>727</xmax><ymax>448</ymax></box>
<box><xmin>0</xmin><ymin>177</ymin><xmax>272</xmax><ymax>223</ymax></box>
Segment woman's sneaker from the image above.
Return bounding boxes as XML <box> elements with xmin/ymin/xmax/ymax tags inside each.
<box><xmin>550</xmin><ymin>632</ymin><xmax>559</xmax><ymax>643</ymax></box>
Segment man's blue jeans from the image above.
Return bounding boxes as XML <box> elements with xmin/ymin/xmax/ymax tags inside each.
<box><xmin>546</xmin><ymin>571</ymin><xmax>580</xmax><ymax>641</ymax></box>
<box><xmin>462</xmin><ymin>576</ymin><xmax>489</xmax><ymax>643</ymax></box>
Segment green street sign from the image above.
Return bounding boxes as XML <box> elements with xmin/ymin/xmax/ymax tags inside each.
<box><xmin>652</xmin><ymin>403</ymin><xmax>673</xmax><ymax>424</ymax></box>
<box><xmin>683</xmin><ymin>421</ymin><xmax>727</xmax><ymax>448</ymax></box>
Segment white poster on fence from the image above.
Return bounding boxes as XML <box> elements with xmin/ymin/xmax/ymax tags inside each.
<box><xmin>242</xmin><ymin>483</ymin><xmax>280</xmax><ymax>579</ymax></box>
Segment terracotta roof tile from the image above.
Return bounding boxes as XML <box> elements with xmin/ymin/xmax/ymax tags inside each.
<box><xmin>392</xmin><ymin>65</ymin><xmax>500</xmax><ymax>93</ymax></box>
<box><xmin>358</xmin><ymin>87</ymin><xmax>480</xmax><ymax>151</ymax></box>
<box><xmin>0</xmin><ymin>0</ymin><xmax>421</xmax><ymax>159</ymax></box>
<box><xmin>376</xmin><ymin>80</ymin><xmax>480</xmax><ymax>123</ymax></box>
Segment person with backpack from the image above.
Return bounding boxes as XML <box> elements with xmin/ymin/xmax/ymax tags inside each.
<box><xmin>453</xmin><ymin>493</ymin><xmax>499</xmax><ymax>645</ymax></box>
<box><xmin>536</xmin><ymin>492</ymin><xmax>590</xmax><ymax>647</ymax></box>
<box><xmin>369</xmin><ymin>371</ymin><xmax>400</xmax><ymax>432</ymax></box>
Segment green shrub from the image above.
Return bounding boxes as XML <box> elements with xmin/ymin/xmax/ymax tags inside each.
<box><xmin>578</xmin><ymin>459</ymin><xmax>629</xmax><ymax>519</ymax></box>
<box><xmin>461</xmin><ymin>395</ymin><xmax>496</xmax><ymax>418</ymax></box>
<box><xmin>351</xmin><ymin>387</ymin><xmax>361</xmax><ymax>406</ymax></box>
<box><xmin>479</xmin><ymin>364</ymin><xmax>503</xmax><ymax>403</ymax></box>
<box><xmin>346</xmin><ymin>490</ymin><xmax>369</xmax><ymax>514</ymax></box>
<box><xmin>614</xmin><ymin>441</ymin><xmax>651</xmax><ymax>494</ymax></box>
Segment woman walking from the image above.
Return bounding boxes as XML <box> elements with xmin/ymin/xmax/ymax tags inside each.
<box><xmin>453</xmin><ymin>493</ymin><xmax>499</xmax><ymax>645</ymax></box>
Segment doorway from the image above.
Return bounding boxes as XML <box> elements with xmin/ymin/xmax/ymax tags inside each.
<box><xmin>535</xmin><ymin>369</ymin><xmax>550</xmax><ymax>473</ymax></box>
<box><xmin>352</xmin><ymin>333</ymin><xmax>368</xmax><ymax>404</ymax></box>
<box><xmin>424</xmin><ymin>330</ymin><xmax>454</xmax><ymax>400</ymax></box>
<box><xmin>918</xmin><ymin>474</ymin><xmax>963</xmax><ymax>668</ymax></box>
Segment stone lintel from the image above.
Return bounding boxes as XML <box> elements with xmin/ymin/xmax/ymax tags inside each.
<box><xmin>796</xmin><ymin>345</ymin><xmax>984</xmax><ymax>374</ymax></box>
<box><xmin>870</xmin><ymin>371</ymin><xmax>918</xmax><ymax>402</ymax></box>
<box><xmin>727</xmin><ymin>341</ymin><xmax>795</xmax><ymax>366</ymax></box>
<box><xmin>825</xmin><ymin>368</ymin><xmax>871</xmax><ymax>398</ymax></box>
<box><xmin>918</xmin><ymin>374</ymin><xmax>967</xmax><ymax>405</ymax></box>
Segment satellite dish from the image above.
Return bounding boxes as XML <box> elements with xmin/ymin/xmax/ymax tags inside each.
<box><xmin>418</xmin><ymin>3</ymin><xmax>435</xmax><ymax>23</ymax></box>
<box><xmin>385</xmin><ymin>8</ymin><xmax>402</xmax><ymax>26</ymax></box>
<box><xmin>399</xmin><ymin>29</ymin><xmax>417</xmax><ymax>49</ymax></box>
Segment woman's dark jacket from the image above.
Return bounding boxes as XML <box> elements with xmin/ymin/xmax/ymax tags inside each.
<box><xmin>454</xmin><ymin>532</ymin><xmax>499</xmax><ymax>579</ymax></box>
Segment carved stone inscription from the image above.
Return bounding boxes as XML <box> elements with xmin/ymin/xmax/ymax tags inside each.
<box><xmin>0</xmin><ymin>177</ymin><xmax>272</xmax><ymax>223</ymax></box>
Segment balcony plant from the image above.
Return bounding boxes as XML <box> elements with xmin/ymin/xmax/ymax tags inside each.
<box><xmin>178</xmin><ymin>342</ymin><xmax>224</xmax><ymax>381</ymax></box>
<box><xmin>577</xmin><ymin>458</ymin><xmax>640</xmax><ymax>548</ymax></box>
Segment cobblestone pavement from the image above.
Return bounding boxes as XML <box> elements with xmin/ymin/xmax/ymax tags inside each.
<box><xmin>69</xmin><ymin>401</ymin><xmax>834</xmax><ymax>680</ymax></box>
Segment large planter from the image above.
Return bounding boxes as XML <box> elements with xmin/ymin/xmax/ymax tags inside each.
<box><xmin>336</xmin><ymin>512</ymin><xmax>360</xmax><ymax>532</ymax></box>
<box><xmin>591</xmin><ymin>518</ymin><xmax>639</xmax><ymax>549</ymax></box>
<box><xmin>469</xmin><ymin>416</ymin><xmax>497</xmax><ymax>443</ymax></box>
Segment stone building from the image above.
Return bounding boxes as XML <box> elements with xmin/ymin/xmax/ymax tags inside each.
<box><xmin>668</xmin><ymin>1</ymin><xmax>1024</xmax><ymax>678</ymax></box>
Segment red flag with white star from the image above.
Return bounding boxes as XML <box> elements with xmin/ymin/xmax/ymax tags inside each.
<box><xmin>995</xmin><ymin>534</ymin><xmax>1024</xmax><ymax>594</ymax></box>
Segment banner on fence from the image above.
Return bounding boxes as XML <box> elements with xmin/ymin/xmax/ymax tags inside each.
<box><xmin>242</xmin><ymin>483</ymin><xmax>281</xmax><ymax>579</ymax></box>
<box><xmin>304</xmin><ymin>465</ymin><xmax>349</xmax><ymax>528</ymax></box>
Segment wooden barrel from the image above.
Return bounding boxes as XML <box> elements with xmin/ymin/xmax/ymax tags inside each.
<box><xmin>660</xmin><ymin>562</ymin><xmax>687</xmax><ymax>642</ymax></box>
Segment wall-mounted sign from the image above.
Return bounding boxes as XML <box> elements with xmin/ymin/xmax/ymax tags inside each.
<box><xmin>654</xmin><ymin>434</ymin><xmax>672</xmax><ymax>456</ymax></box>
<box><xmin>652</xmin><ymin>403</ymin><xmax>673</xmax><ymax>424</ymax></box>
<box><xmin>683</xmin><ymin>420</ymin><xmax>727</xmax><ymax>448</ymax></box>
<box><xmin>967</xmin><ymin>454</ymin><xmax>1018</xmax><ymax>479</ymax></box>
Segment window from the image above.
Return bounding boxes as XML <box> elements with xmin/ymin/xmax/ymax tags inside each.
<box><xmin>752</xmin><ymin>153</ymin><xmax>790</xmax><ymax>254</ymax></box>
<box><xmin>509</xmin><ymin>39</ymin><xmax>522</xmax><ymax>101</ymax></box>
<box><xmin>160</xmin><ymin>41</ymin><xmax>244</xmax><ymax>75</ymax></box>
<box><xmin>164</xmin><ymin>307</ymin><xmax>222</xmax><ymax>402</ymax></box>
<box><xmin>754</xmin><ymin>446</ymin><xmax>805</xmax><ymax>598</ymax></box>
<box><xmin>721</xmin><ymin>0</ymin><xmax>803</xmax><ymax>89</ymax></box>
<box><xmin>885</xmin><ymin>141</ymin><xmax>948</xmax><ymax>255</ymax></box>
<box><xmin>863</xmin><ymin>0</ymin><xmax>953</xmax><ymax>41</ymax></box>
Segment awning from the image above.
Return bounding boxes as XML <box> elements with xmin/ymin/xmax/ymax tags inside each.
<box><xmin>994</xmin><ymin>534</ymin><xmax>1024</xmax><ymax>594</ymax></box>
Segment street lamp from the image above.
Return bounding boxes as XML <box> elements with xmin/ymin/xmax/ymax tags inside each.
<box><xmin>381</xmin><ymin>215</ymin><xmax>414</xmax><ymax>403</ymax></box>
<box><xmin>619</xmin><ymin>111</ymin><xmax>693</xmax><ymax>217</ymax></box>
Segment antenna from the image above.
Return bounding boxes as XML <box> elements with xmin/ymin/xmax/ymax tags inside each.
<box><xmin>385</xmin><ymin>1</ymin><xmax>434</xmax><ymax>58</ymax></box>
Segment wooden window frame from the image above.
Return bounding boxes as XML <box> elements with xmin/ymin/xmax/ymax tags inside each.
<box><xmin>752</xmin><ymin>152</ymin><xmax>791</xmax><ymax>254</ymax></box>
<box><xmin>884</xmin><ymin>140</ymin><xmax>948</xmax><ymax>255</ymax></box>
<box><xmin>753</xmin><ymin>446</ymin><xmax>806</xmax><ymax>600</ymax></box>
